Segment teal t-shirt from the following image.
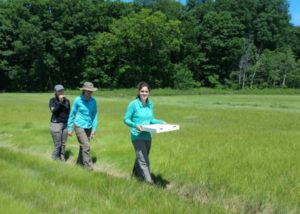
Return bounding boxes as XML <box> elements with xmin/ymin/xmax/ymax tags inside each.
<box><xmin>67</xmin><ymin>95</ymin><xmax>98</xmax><ymax>132</ymax></box>
<box><xmin>124</xmin><ymin>98</ymin><xmax>164</xmax><ymax>141</ymax></box>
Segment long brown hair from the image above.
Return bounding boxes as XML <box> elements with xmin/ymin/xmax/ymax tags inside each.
<box><xmin>136</xmin><ymin>81</ymin><xmax>150</xmax><ymax>99</ymax></box>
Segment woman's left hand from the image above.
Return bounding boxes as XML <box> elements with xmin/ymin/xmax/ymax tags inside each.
<box><xmin>90</xmin><ymin>132</ymin><xmax>95</xmax><ymax>139</ymax></box>
<box><xmin>136</xmin><ymin>125</ymin><xmax>143</xmax><ymax>132</ymax></box>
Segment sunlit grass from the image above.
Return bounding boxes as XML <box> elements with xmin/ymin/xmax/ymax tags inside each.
<box><xmin>0</xmin><ymin>146</ymin><xmax>223</xmax><ymax>213</ymax></box>
<box><xmin>1</xmin><ymin>92</ymin><xmax>300</xmax><ymax>213</ymax></box>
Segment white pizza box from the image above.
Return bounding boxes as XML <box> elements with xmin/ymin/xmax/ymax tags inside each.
<box><xmin>141</xmin><ymin>124</ymin><xmax>180</xmax><ymax>133</ymax></box>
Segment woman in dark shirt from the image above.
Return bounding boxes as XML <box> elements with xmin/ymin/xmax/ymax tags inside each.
<box><xmin>49</xmin><ymin>84</ymin><xmax>70</xmax><ymax>161</ymax></box>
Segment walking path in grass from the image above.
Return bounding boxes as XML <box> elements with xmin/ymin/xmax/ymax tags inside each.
<box><xmin>0</xmin><ymin>138</ymin><xmax>281</xmax><ymax>214</ymax></box>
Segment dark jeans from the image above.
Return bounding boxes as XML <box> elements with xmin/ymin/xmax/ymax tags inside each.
<box><xmin>74</xmin><ymin>126</ymin><xmax>93</xmax><ymax>169</ymax></box>
<box><xmin>132</xmin><ymin>140</ymin><xmax>153</xmax><ymax>183</ymax></box>
<box><xmin>50</xmin><ymin>122</ymin><xmax>67</xmax><ymax>161</ymax></box>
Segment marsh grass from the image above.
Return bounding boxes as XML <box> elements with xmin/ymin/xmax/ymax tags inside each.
<box><xmin>1</xmin><ymin>92</ymin><xmax>300</xmax><ymax>213</ymax></box>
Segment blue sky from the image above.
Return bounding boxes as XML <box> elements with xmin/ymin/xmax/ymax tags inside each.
<box><xmin>289</xmin><ymin>0</ymin><xmax>300</xmax><ymax>26</ymax></box>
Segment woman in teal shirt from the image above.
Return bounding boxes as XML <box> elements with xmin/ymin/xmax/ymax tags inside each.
<box><xmin>124</xmin><ymin>82</ymin><xmax>165</xmax><ymax>183</ymax></box>
<box><xmin>68</xmin><ymin>82</ymin><xmax>98</xmax><ymax>170</ymax></box>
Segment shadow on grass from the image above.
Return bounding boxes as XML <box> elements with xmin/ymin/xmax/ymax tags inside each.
<box><xmin>151</xmin><ymin>173</ymin><xmax>170</xmax><ymax>189</ymax></box>
<box><xmin>65</xmin><ymin>149</ymin><xmax>97</xmax><ymax>163</ymax></box>
<box><xmin>132</xmin><ymin>167</ymin><xmax>170</xmax><ymax>188</ymax></box>
<box><xmin>64</xmin><ymin>149</ymin><xmax>73</xmax><ymax>161</ymax></box>
<box><xmin>92</xmin><ymin>156</ymin><xmax>97</xmax><ymax>163</ymax></box>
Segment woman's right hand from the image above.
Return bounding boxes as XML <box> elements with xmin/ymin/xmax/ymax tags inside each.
<box><xmin>58</xmin><ymin>95</ymin><xmax>64</xmax><ymax>103</ymax></box>
<box><xmin>136</xmin><ymin>125</ymin><xmax>143</xmax><ymax>132</ymax></box>
<box><xmin>68</xmin><ymin>131</ymin><xmax>73</xmax><ymax>136</ymax></box>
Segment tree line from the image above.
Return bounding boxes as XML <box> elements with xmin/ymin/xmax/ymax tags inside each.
<box><xmin>0</xmin><ymin>0</ymin><xmax>300</xmax><ymax>91</ymax></box>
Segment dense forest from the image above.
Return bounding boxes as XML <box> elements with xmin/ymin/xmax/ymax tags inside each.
<box><xmin>0</xmin><ymin>0</ymin><xmax>300</xmax><ymax>91</ymax></box>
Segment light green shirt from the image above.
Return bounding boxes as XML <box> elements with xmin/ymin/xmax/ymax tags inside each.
<box><xmin>67</xmin><ymin>95</ymin><xmax>98</xmax><ymax>132</ymax></box>
<box><xmin>124</xmin><ymin>98</ymin><xmax>164</xmax><ymax>141</ymax></box>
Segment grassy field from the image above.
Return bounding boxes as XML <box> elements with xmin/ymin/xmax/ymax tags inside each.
<box><xmin>1</xmin><ymin>92</ymin><xmax>300</xmax><ymax>213</ymax></box>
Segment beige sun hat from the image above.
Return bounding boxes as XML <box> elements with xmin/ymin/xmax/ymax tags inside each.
<box><xmin>80</xmin><ymin>82</ymin><xmax>98</xmax><ymax>92</ymax></box>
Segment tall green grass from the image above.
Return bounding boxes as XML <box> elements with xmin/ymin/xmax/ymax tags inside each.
<box><xmin>0</xmin><ymin>147</ymin><xmax>222</xmax><ymax>213</ymax></box>
<box><xmin>1</xmin><ymin>92</ymin><xmax>300</xmax><ymax>213</ymax></box>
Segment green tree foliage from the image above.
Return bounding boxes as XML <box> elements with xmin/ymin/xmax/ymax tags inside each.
<box><xmin>230</xmin><ymin>39</ymin><xmax>258</xmax><ymax>89</ymax></box>
<box><xmin>199</xmin><ymin>11</ymin><xmax>244</xmax><ymax>85</ymax></box>
<box><xmin>288</xmin><ymin>59</ymin><xmax>300</xmax><ymax>87</ymax></box>
<box><xmin>133</xmin><ymin>0</ymin><xmax>183</xmax><ymax>20</ymax></box>
<box><xmin>181</xmin><ymin>0</ymin><xmax>297</xmax><ymax>89</ymax></box>
<box><xmin>181</xmin><ymin>7</ymin><xmax>244</xmax><ymax>86</ymax></box>
<box><xmin>186</xmin><ymin>0</ymin><xmax>207</xmax><ymax>11</ymax></box>
<box><xmin>238</xmin><ymin>47</ymin><xmax>297</xmax><ymax>88</ymax></box>
<box><xmin>0</xmin><ymin>0</ymin><xmax>131</xmax><ymax>91</ymax></box>
<box><xmin>287</xmin><ymin>26</ymin><xmax>300</xmax><ymax>59</ymax></box>
<box><xmin>84</xmin><ymin>9</ymin><xmax>182</xmax><ymax>88</ymax></box>
<box><xmin>0</xmin><ymin>0</ymin><xmax>299</xmax><ymax>91</ymax></box>
<box><xmin>172</xmin><ymin>63</ymin><xmax>199</xmax><ymax>89</ymax></box>
<box><xmin>214</xmin><ymin>0</ymin><xmax>290</xmax><ymax>50</ymax></box>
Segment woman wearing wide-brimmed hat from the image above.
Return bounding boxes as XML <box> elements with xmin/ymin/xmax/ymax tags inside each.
<box><xmin>49</xmin><ymin>84</ymin><xmax>70</xmax><ymax>161</ymax></box>
<box><xmin>67</xmin><ymin>82</ymin><xmax>98</xmax><ymax>170</ymax></box>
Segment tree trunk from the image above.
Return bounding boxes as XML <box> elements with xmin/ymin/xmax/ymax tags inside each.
<box><xmin>282</xmin><ymin>72</ymin><xmax>287</xmax><ymax>87</ymax></box>
<box><xmin>242</xmin><ymin>69</ymin><xmax>246</xmax><ymax>89</ymax></box>
<box><xmin>238</xmin><ymin>68</ymin><xmax>242</xmax><ymax>87</ymax></box>
<box><xmin>250</xmin><ymin>71</ymin><xmax>256</xmax><ymax>89</ymax></box>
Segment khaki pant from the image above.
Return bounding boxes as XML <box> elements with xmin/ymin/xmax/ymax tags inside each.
<box><xmin>132</xmin><ymin>140</ymin><xmax>153</xmax><ymax>183</ymax></box>
<box><xmin>74</xmin><ymin>126</ymin><xmax>93</xmax><ymax>169</ymax></box>
<box><xmin>50</xmin><ymin>122</ymin><xmax>67</xmax><ymax>161</ymax></box>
